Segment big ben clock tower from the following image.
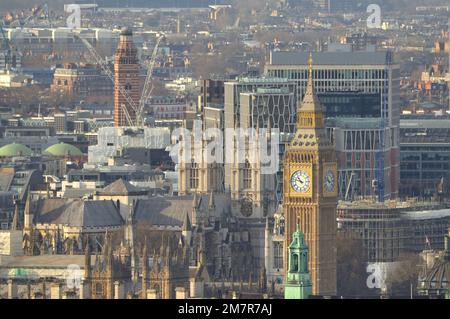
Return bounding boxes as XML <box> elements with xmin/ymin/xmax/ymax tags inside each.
<box><xmin>283</xmin><ymin>53</ymin><xmax>337</xmax><ymax>296</ymax></box>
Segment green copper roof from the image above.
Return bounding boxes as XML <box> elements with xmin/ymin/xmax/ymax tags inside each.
<box><xmin>285</xmin><ymin>224</ymin><xmax>312</xmax><ymax>299</ymax></box>
<box><xmin>43</xmin><ymin>142</ymin><xmax>83</xmax><ymax>157</ymax></box>
<box><xmin>289</xmin><ymin>224</ymin><xmax>308</xmax><ymax>249</ymax></box>
<box><xmin>0</xmin><ymin>143</ymin><xmax>32</xmax><ymax>157</ymax></box>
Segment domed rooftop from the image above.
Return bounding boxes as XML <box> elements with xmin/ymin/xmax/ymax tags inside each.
<box><xmin>0</xmin><ymin>143</ymin><xmax>32</xmax><ymax>157</ymax></box>
<box><xmin>418</xmin><ymin>236</ymin><xmax>450</xmax><ymax>296</ymax></box>
<box><xmin>43</xmin><ymin>142</ymin><xmax>83</xmax><ymax>157</ymax></box>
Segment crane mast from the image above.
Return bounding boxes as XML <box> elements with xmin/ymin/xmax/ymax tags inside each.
<box><xmin>75</xmin><ymin>34</ymin><xmax>139</xmax><ymax>127</ymax></box>
<box><xmin>76</xmin><ymin>33</ymin><xmax>163</xmax><ymax>127</ymax></box>
<box><xmin>137</xmin><ymin>35</ymin><xmax>164</xmax><ymax>126</ymax></box>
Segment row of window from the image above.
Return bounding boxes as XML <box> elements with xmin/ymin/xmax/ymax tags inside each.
<box><xmin>269</xmin><ymin>69</ymin><xmax>388</xmax><ymax>80</ymax></box>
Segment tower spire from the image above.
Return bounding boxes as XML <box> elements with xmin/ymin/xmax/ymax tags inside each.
<box><xmin>11</xmin><ymin>201</ymin><xmax>20</xmax><ymax>231</ymax></box>
<box><xmin>141</xmin><ymin>237</ymin><xmax>148</xmax><ymax>299</ymax></box>
<box><xmin>308</xmin><ymin>51</ymin><xmax>313</xmax><ymax>80</ymax></box>
<box><xmin>84</xmin><ymin>239</ymin><xmax>91</xmax><ymax>279</ymax></box>
<box><xmin>295</xmin><ymin>51</ymin><xmax>324</xmax><ymax>129</ymax></box>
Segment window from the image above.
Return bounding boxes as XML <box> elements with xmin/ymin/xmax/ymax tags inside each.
<box><xmin>190</xmin><ymin>161</ymin><xmax>199</xmax><ymax>189</ymax></box>
<box><xmin>300</xmin><ymin>252</ymin><xmax>308</xmax><ymax>272</ymax></box>
<box><xmin>291</xmin><ymin>253</ymin><xmax>299</xmax><ymax>272</ymax></box>
<box><xmin>273</xmin><ymin>242</ymin><xmax>283</xmax><ymax>270</ymax></box>
<box><xmin>95</xmin><ymin>283</ymin><xmax>103</xmax><ymax>295</ymax></box>
<box><xmin>243</xmin><ymin>160</ymin><xmax>252</xmax><ymax>189</ymax></box>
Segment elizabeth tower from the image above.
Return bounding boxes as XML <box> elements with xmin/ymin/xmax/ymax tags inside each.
<box><xmin>283</xmin><ymin>53</ymin><xmax>337</xmax><ymax>296</ymax></box>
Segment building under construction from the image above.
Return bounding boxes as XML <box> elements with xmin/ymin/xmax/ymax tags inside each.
<box><xmin>337</xmin><ymin>199</ymin><xmax>450</xmax><ymax>263</ymax></box>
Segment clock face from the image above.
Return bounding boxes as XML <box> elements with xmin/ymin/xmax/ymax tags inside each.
<box><xmin>290</xmin><ymin>170</ymin><xmax>311</xmax><ymax>193</ymax></box>
<box><xmin>324</xmin><ymin>169</ymin><xmax>335</xmax><ymax>193</ymax></box>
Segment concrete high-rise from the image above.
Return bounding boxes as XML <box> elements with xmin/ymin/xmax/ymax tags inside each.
<box><xmin>114</xmin><ymin>28</ymin><xmax>140</xmax><ymax>127</ymax></box>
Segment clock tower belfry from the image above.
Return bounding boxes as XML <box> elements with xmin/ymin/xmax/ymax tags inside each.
<box><xmin>283</xmin><ymin>53</ymin><xmax>337</xmax><ymax>296</ymax></box>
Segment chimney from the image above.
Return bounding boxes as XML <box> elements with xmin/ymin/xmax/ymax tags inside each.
<box><xmin>175</xmin><ymin>287</ymin><xmax>188</xmax><ymax>299</ymax></box>
<box><xmin>114</xmin><ymin>281</ymin><xmax>125</xmax><ymax>299</ymax></box>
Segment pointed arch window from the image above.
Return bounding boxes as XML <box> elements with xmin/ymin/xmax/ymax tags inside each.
<box><xmin>190</xmin><ymin>160</ymin><xmax>199</xmax><ymax>189</ymax></box>
<box><xmin>300</xmin><ymin>251</ymin><xmax>308</xmax><ymax>273</ymax></box>
<box><xmin>243</xmin><ymin>160</ymin><xmax>252</xmax><ymax>189</ymax></box>
<box><xmin>291</xmin><ymin>253</ymin><xmax>299</xmax><ymax>272</ymax></box>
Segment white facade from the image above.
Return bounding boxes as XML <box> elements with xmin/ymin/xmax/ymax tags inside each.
<box><xmin>88</xmin><ymin>126</ymin><xmax>171</xmax><ymax>164</ymax></box>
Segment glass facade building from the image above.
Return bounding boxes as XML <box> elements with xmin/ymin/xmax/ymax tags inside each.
<box><xmin>265</xmin><ymin>51</ymin><xmax>400</xmax><ymax>200</ymax></box>
<box><xmin>400</xmin><ymin>116</ymin><xmax>450</xmax><ymax>198</ymax></box>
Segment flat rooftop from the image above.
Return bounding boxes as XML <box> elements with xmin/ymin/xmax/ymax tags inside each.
<box><xmin>0</xmin><ymin>255</ymin><xmax>86</xmax><ymax>269</ymax></box>
<box><xmin>269</xmin><ymin>51</ymin><xmax>394</xmax><ymax>66</ymax></box>
<box><xmin>338</xmin><ymin>200</ymin><xmax>444</xmax><ymax>210</ymax></box>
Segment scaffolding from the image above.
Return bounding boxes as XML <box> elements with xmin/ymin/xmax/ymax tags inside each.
<box><xmin>337</xmin><ymin>200</ymin><xmax>450</xmax><ymax>263</ymax></box>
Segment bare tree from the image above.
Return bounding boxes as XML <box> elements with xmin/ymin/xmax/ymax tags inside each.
<box><xmin>336</xmin><ymin>231</ymin><xmax>375</xmax><ymax>297</ymax></box>
<box><xmin>384</xmin><ymin>252</ymin><xmax>421</xmax><ymax>297</ymax></box>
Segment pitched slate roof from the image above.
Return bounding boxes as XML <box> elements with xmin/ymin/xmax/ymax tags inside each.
<box><xmin>133</xmin><ymin>194</ymin><xmax>231</xmax><ymax>228</ymax></box>
<box><xmin>99</xmin><ymin>178</ymin><xmax>147</xmax><ymax>196</ymax></box>
<box><xmin>33</xmin><ymin>198</ymin><xmax>123</xmax><ymax>228</ymax></box>
<box><xmin>0</xmin><ymin>173</ymin><xmax>14</xmax><ymax>192</ymax></box>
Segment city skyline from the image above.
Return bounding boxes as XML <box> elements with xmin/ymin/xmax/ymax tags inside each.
<box><xmin>0</xmin><ymin>0</ymin><xmax>450</xmax><ymax>306</ymax></box>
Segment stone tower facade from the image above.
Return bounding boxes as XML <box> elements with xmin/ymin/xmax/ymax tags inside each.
<box><xmin>283</xmin><ymin>53</ymin><xmax>337</xmax><ymax>296</ymax></box>
<box><xmin>177</xmin><ymin>121</ymin><xmax>224</xmax><ymax>195</ymax></box>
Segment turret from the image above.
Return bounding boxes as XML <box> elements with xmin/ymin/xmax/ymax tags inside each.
<box><xmin>192</xmin><ymin>192</ymin><xmax>199</xmax><ymax>226</ymax></box>
<box><xmin>84</xmin><ymin>240</ymin><xmax>91</xmax><ymax>279</ymax></box>
<box><xmin>126</xmin><ymin>201</ymin><xmax>137</xmax><ymax>282</ymax></box>
<box><xmin>259</xmin><ymin>267</ymin><xmax>267</xmax><ymax>293</ymax></box>
<box><xmin>141</xmin><ymin>239</ymin><xmax>148</xmax><ymax>299</ymax></box>
<box><xmin>11</xmin><ymin>201</ymin><xmax>20</xmax><ymax>231</ymax></box>
<box><xmin>264</xmin><ymin>217</ymin><xmax>271</xmax><ymax>276</ymax></box>
<box><xmin>284</xmin><ymin>224</ymin><xmax>312</xmax><ymax>299</ymax></box>
<box><xmin>182</xmin><ymin>212</ymin><xmax>192</xmax><ymax>245</ymax></box>
<box><xmin>208</xmin><ymin>191</ymin><xmax>215</xmax><ymax>210</ymax></box>
<box><xmin>23</xmin><ymin>191</ymin><xmax>33</xmax><ymax>231</ymax></box>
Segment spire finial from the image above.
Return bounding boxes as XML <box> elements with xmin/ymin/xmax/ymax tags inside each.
<box><xmin>308</xmin><ymin>51</ymin><xmax>313</xmax><ymax>80</ymax></box>
<box><xmin>11</xmin><ymin>201</ymin><xmax>19</xmax><ymax>231</ymax></box>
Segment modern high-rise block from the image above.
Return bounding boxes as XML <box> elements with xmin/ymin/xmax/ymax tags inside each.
<box><xmin>267</xmin><ymin>51</ymin><xmax>400</xmax><ymax>200</ymax></box>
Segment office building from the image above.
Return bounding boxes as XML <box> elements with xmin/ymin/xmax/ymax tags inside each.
<box><xmin>400</xmin><ymin>115</ymin><xmax>450</xmax><ymax>198</ymax></box>
<box><xmin>266</xmin><ymin>51</ymin><xmax>401</xmax><ymax>200</ymax></box>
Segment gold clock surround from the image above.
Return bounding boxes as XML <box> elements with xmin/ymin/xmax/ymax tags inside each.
<box><xmin>285</xmin><ymin>164</ymin><xmax>313</xmax><ymax>198</ymax></box>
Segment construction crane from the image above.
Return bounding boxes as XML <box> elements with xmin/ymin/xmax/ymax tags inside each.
<box><xmin>75</xmin><ymin>34</ymin><xmax>139</xmax><ymax>127</ymax></box>
<box><xmin>8</xmin><ymin>4</ymin><xmax>50</xmax><ymax>28</ymax></box>
<box><xmin>344</xmin><ymin>172</ymin><xmax>354</xmax><ymax>202</ymax></box>
<box><xmin>0</xmin><ymin>19</ymin><xmax>19</xmax><ymax>71</ymax></box>
<box><xmin>137</xmin><ymin>35</ymin><xmax>164</xmax><ymax>125</ymax></box>
<box><xmin>76</xmin><ymin>33</ymin><xmax>164</xmax><ymax>127</ymax></box>
<box><xmin>1</xmin><ymin>3</ymin><xmax>50</xmax><ymax>71</ymax></box>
